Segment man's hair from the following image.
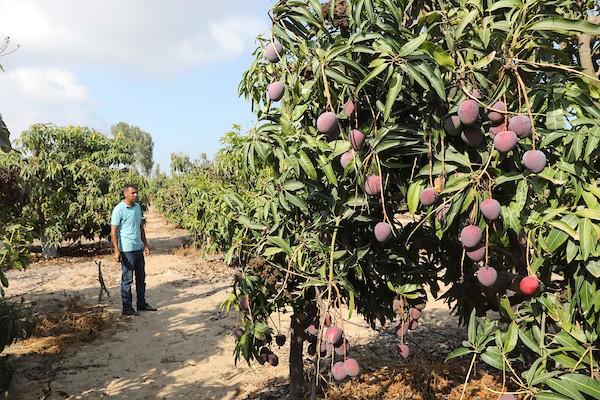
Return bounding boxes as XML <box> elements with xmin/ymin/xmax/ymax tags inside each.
<box><xmin>122</xmin><ymin>183</ymin><xmax>138</xmax><ymax>193</ymax></box>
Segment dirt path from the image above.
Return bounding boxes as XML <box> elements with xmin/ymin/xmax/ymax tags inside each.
<box><xmin>2</xmin><ymin>208</ymin><xmax>467</xmax><ymax>400</ymax></box>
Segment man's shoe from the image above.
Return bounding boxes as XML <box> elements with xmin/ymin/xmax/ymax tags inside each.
<box><xmin>138</xmin><ymin>304</ymin><xmax>158</xmax><ymax>312</ymax></box>
<box><xmin>122</xmin><ymin>308</ymin><xmax>140</xmax><ymax>317</ymax></box>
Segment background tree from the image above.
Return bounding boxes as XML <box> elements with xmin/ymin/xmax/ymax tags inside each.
<box><xmin>13</xmin><ymin>123</ymin><xmax>146</xmax><ymax>257</ymax></box>
<box><xmin>111</xmin><ymin>122</ymin><xmax>154</xmax><ymax>177</ymax></box>
<box><xmin>0</xmin><ymin>42</ymin><xmax>38</xmax><ymax>392</ymax></box>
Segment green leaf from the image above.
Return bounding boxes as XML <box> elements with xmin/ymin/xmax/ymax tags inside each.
<box><xmin>467</xmin><ymin>309</ymin><xmax>476</xmax><ymax>343</ymax></box>
<box><xmin>0</xmin><ymin>115</ymin><xmax>11</xmax><ymax>152</ymax></box>
<box><xmin>297</xmin><ymin>150</ymin><xmax>318</xmax><ymax>180</ymax></box>
<box><xmin>384</xmin><ymin>72</ymin><xmax>403</xmax><ymax>121</ymax></box>
<box><xmin>237</xmin><ymin>215</ymin><xmax>265</xmax><ymax>230</ymax></box>
<box><xmin>446</xmin><ymin>347</ymin><xmax>472</xmax><ymax>360</ymax></box>
<box><xmin>285</xmin><ymin>192</ymin><xmax>309</xmax><ymax>213</ymax></box>
<box><xmin>421</xmin><ymin>41</ymin><xmax>454</xmax><ymax>68</ymax></box>
<box><xmin>545</xmin><ymin>228</ymin><xmax>568</xmax><ymax>252</ymax></box>
<box><xmin>528</xmin><ymin>18</ymin><xmax>600</xmax><ymax>36</ymax></box>
<box><xmin>545</xmin><ymin>377</ymin><xmax>586</xmax><ymax>400</ymax></box>
<box><xmin>407</xmin><ymin>181</ymin><xmax>425</xmax><ymax>214</ymax></box>
<box><xmin>518</xmin><ymin>327</ymin><xmax>542</xmax><ymax>355</ymax></box>
<box><xmin>586</xmin><ymin>259</ymin><xmax>600</xmax><ymax>278</ymax></box>
<box><xmin>398</xmin><ymin>33</ymin><xmax>427</xmax><ymax>57</ymax></box>
<box><xmin>548</xmin><ymin>220</ymin><xmax>579</xmax><ymax>240</ymax></box>
<box><xmin>413</xmin><ymin>61</ymin><xmax>446</xmax><ymax>99</ymax></box>
<box><xmin>535</xmin><ymin>391</ymin><xmax>572</xmax><ymax>400</ymax></box>
<box><xmin>324</xmin><ymin>67</ymin><xmax>355</xmax><ymax>86</ymax></box>
<box><xmin>283</xmin><ymin>181</ymin><xmax>305</xmax><ymax>191</ymax></box>
<box><xmin>455</xmin><ymin>9</ymin><xmax>478</xmax><ymax>41</ymax></box>
<box><xmin>546</xmin><ymin>102</ymin><xmax>566</xmax><ymax>130</ymax></box>
<box><xmin>502</xmin><ymin>204</ymin><xmax>521</xmax><ymax>234</ymax></box>
<box><xmin>399</xmin><ymin>62</ymin><xmax>429</xmax><ymax>91</ymax></box>
<box><xmin>514</xmin><ymin>179</ymin><xmax>529</xmax><ymax>211</ymax></box>
<box><xmin>489</xmin><ymin>0</ymin><xmax>520</xmax><ymax>12</ymax></box>
<box><xmin>503</xmin><ymin>322</ymin><xmax>518</xmax><ymax>353</ymax></box>
<box><xmin>578</xmin><ymin>217</ymin><xmax>594</xmax><ymax>260</ymax></box>
<box><xmin>267</xmin><ymin>236</ymin><xmax>292</xmax><ymax>256</ymax></box>
<box><xmin>480</xmin><ymin>346</ymin><xmax>506</xmax><ymax>370</ymax></box>
<box><xmin>575</xmin><ymin>208</ymin><xmax>600</xmax><ymax>220</ymax></box>
<box><xmin>472</xmin><ymin>51</ymin><xmax>496</xmax><ymax>70</ymax></box>
<box><xmin>357</xmin><ymin>62</ymin><xmax>388</xmax><ymax>93</ymax></box>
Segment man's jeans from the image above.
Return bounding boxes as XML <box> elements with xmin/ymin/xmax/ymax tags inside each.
<box><xmin>120</xmin><ymin>250</ymin><xmax>146</xmax><ymax>310</ymax></box>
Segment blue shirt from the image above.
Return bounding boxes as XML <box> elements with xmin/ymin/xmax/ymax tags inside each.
<box><xmin>111</xmin><ymin>201</ymin><xmax>143</xmax><ymax>252</ymax></box>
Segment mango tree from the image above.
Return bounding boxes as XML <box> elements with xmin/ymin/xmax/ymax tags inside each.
<box><xmin>0</xmin><ymin>117</ymin><xmax>37</xmax><ymax>395</ymax></box>
<box><xmin>13</xmin><ymin>123</ymin><xmax>146</xmax><ymax>257</ymax></box>
<box><xmin>223</xmin><ymin>0</ymin><xmax>600</xmax><ymax>398</ymax></box>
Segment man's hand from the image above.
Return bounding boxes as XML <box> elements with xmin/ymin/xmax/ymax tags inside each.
<box><xmin>143</xmin><ymin>245</ymin><xmax>150</xmax><ymax>256</ymax></box>
<box><xmin>114</xmin><ymin>250</ymin><xmax>121</xmax><ymax>264</ymax></box>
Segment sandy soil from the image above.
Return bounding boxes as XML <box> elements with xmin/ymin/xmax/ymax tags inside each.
<box><xmin>1</xmin><ymin>208</ymin><xmax>468</xmax><ymax>400</ymax></box>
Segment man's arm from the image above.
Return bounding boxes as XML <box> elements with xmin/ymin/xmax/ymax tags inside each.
<box><xmin>140</xmin><ymin>220</ymin><xmax>150</xmax><ymax>256</ymax></box>
<box><xmin>111</xmin><ymin>225</ymin><xmax>120</xmax><ymax>263</ymax></box>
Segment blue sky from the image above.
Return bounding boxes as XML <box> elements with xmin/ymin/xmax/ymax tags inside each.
<box><xmin>0</xmin><ymin>0</ymin><xmax>275</xmax><ymax>173</ymax></box>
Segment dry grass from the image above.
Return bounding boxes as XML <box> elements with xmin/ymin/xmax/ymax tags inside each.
<box><xmin>327</xmin><ymin>355</ymin><xmax>517</xmax><ymax>399</ymax></box>
<box><xmin>25</xmin><ymin>296</ymin><xmax>121</xmax><ymax>354</ymax></box>
<box><xmin>169</xmin><ymin>245</ymin><xmax>204</xmax><ymax>258</ymax></box>
<box><xmin>243</xmin><ymin>354</ymin><xmax>520</xmax><ymax>400</ymax></box>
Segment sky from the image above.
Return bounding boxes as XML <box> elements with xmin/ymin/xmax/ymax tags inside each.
<box><xmin>0</xmin><ymin>0</ymin><xmax>275</xmax><ymax>173</ymax></box>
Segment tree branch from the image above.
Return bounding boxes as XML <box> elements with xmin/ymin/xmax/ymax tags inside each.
<box><xmin>576</xmin><ymin>14</ymin><xmax>600</xmax><ymax>86</ymax></box>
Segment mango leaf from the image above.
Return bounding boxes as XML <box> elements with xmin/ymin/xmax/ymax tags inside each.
<box><xmin>384</xmin><ymin>72</ymin><xmax>403</xmax><ymax>120</ymax></box>
<box><xmin>575</xmin><ymin>208</ymin><xmax>600</xmax><ymax>220</ymax></box>
<box><xmin>357</xmin><ymin>62</ymin><xmax>388</xmax><ymax>93</ymax></box>
<box><xmin>546</xmin><ymin>102</ymin><xmax>566</xmax><ymax>130</ymax></box>
<box><xmin>237</xmin><ymin>215</ymin><xmax>265</xmax><ymax>230</ymax></box>
<box><xmin>324</xmin><ymin>67</ymin><xmax>354</xmax><ymax>86</ymax></box>
<box><xmin>514</xmin><ymin>179</ymin><xmax>529</xmax><ymax>211</ymax></box>
<box><xmin>577</xmin><ymin>217</ymin><xmax>594</xmax><ymax>260</ymax></box>
<box><xmin>502</xmin><ymin>204</ymin><xmax>521</xmax><ymax>234</ymax></box>
<box><xmin>407</xmin><ymin>181</ymin><xmax>425</xmax><ymax>214</ymax></box>
<box><xmin>454</xmin><ymin>9</ymin><xmax>478</xmax><ymax>41</ymax></box>
<box><xmin>585</xmin><ymin>259</ymin><xmax>600</xmax><ymax>278</ymax></box>
<box><xmin>528</xmin><ymin>18</ymin><xmax>600</xmax><ymax>36</ymax></box>
<box><xmin>297</xmin><ymin>150</ymin><xmax>318</xmax><ymax>180</ymax></box>
<box><xmin>535</xmin><ymin>391</ymin><xmax>572</xmax><ymax>399</ymax></box>
<box><xmin>544</xmin><ymin>228</ymin><xmax>568</xmax><ymax>252</ymax></box>
<box><xmin>285</xmin><ymin>192</ymin><xmax>309</xmax><ymax>213</ymax></box>
<box><xmin>518</xmin><ymin>327</ymin><xmax>542</xmax><ymax>355</ymax></box>
<box><xmin>0</xmin><ymin>115</ymin><xmax>10</xmax><ymax>152</ymax></box>
<box><xmin>399</xmin><ymin>62</ymin><xmax>429</xmax><ymax>91</ymax></box>
<box><xmin>472</xmin><ymin>51</ymin><xmax>496</xmax><ymax>70</ymax></box>
<box><xmin>480</xmin><ymin>346</ymin><xmax>507</xmax><ymax>370</ymax></box>
<box><xmin>548</xmin><ymin>220</ymin><xmax>579</xmax><ymax>240</ymax></box>
<box><xmin>283</xmin><ymin>181</ymin><xmax>305</xmax><ymax>191</ymax></box>
<box><xmin>398</xmin><ymin>33</ymin><xmax>427</xmax><ymax>57</ymax></box>
<box><xmin>318</xmin><ymin>155</ymin><xmax>338</xmax><ymax>186</ymax></box>
<box><xmin>267</xmin><ymin>236</ymin><xmax>292</xmax><ymax>255</ymax></box>
<box><xmin>489</xmin><ymin>0</ymin><xmax>520</xmax><ymax>12</ymax></box>
<box><xmin>420</xmin><ymin>41</ymin><xmax>454</xmax><ymax>68</ymax></box>
<box><xmin>446</xmin><ymin>346</ymin><xmax>472</xmax><ymax>360</ymax></box>
<box><xmin>503</xmin><ymin>322</ymin><xmax>518</xmax><ymax>353</ymax></box>
<box><xmin>545</xmin><ymin>378</ymin><xmax>586</xmax><ymax>400</ymax></box>
<box><xmin>414</xmin><ymin>61</ymin><xmax>446</xmax><ymax>99</ymax></box>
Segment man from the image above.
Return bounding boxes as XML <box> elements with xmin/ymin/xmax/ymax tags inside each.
<box><xmin>111</xmin><ymin>183</ymin><xmax>157</xmax><ymax>316</ymax></box>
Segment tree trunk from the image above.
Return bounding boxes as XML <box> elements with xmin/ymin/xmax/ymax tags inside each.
<box><xmin>288</xmin><ymin>313</ymin><xmax>307</xmax><ymax>399</ymax></box>
<box><xmin>40</xmin><ymin>224</ymin><xmax>57</xmax><ymax>258</ymax></box>
<box><xmin>41</xmin><ymin>234</ymin><xmax>57</xmax><ymax>258</ymax></box>
<box><xmin>576</xmin><ymin>15</ymin><xmax>600</xmax><ymax>87</ymax></box>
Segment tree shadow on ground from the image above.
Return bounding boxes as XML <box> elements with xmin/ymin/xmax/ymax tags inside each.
<box><xmin>3</xmin><ymin>269</ymin><xmax>254</xmax><ymax>400</ymax></box>
<box><xmin>243</xmin><ymin>308</ymin><xmax>518</xmax><ymax>400</ymax></box>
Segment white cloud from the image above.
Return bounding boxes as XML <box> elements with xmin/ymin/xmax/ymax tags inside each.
<box><xmin>0</xmin><ymin>67</ymin><xmax>106</xmax><ymax>137</ymax></box>
<box><xmin>0</xmin><ymin>0</ymin><xmax>271</xmax><ymax>77</ymax></box>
